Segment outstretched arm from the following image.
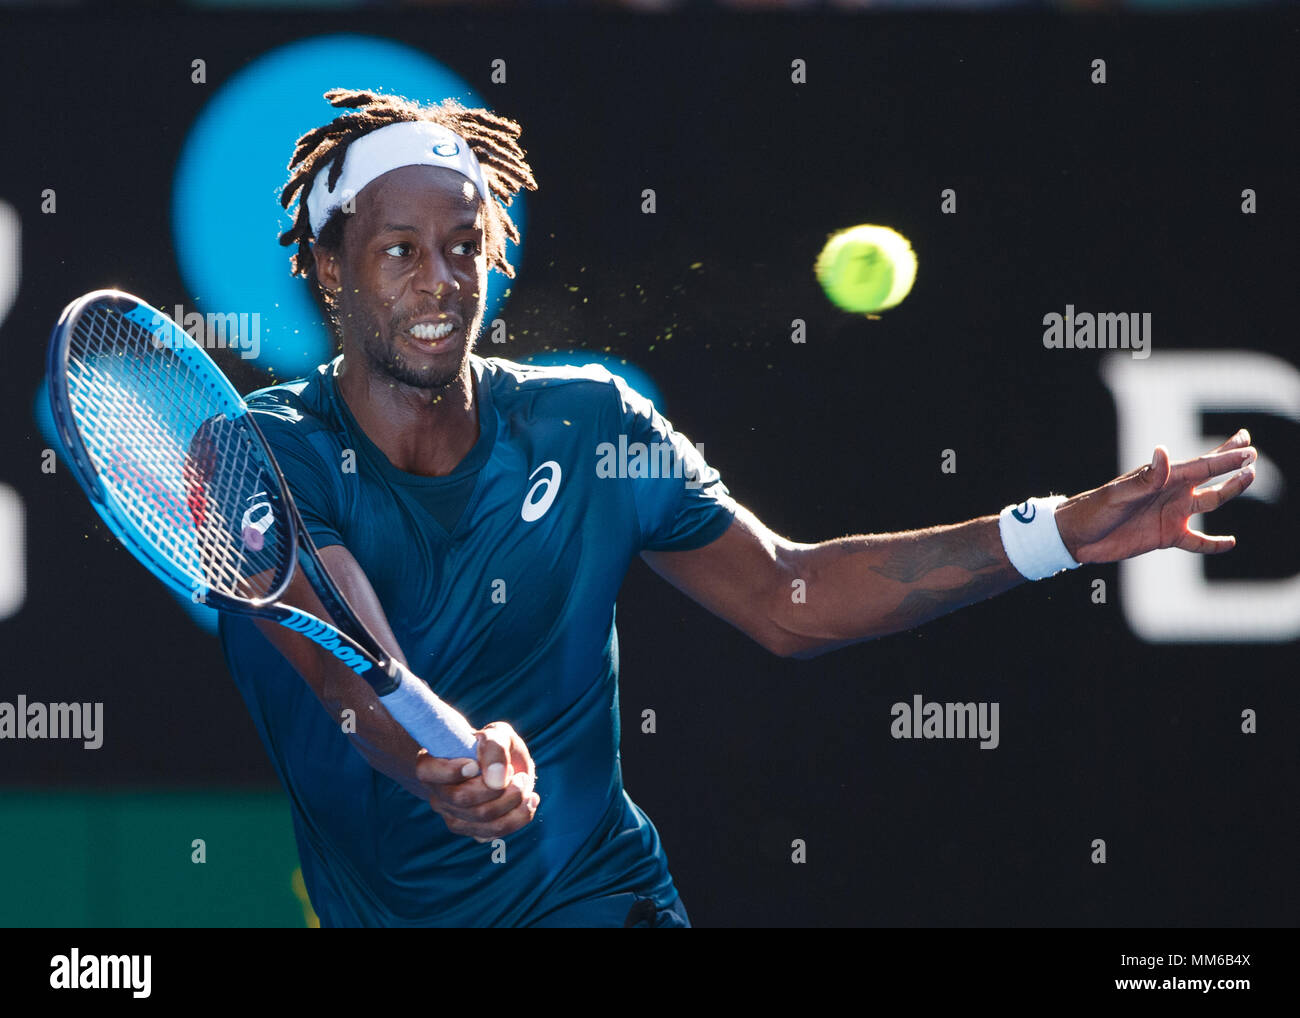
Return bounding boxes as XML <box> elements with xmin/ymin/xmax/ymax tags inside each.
<box><xmin>642</xmin><ymin>430</ymin><xmax>1258</xmax><ymax>659</ymax></box>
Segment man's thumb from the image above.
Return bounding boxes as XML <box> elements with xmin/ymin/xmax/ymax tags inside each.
<box><xmin>1134</xmin><ymin>447</ymin><xmax>1170</xmax><ymax>492</ymax></box>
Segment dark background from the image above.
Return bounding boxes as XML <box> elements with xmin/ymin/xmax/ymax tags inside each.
<box><xmin>0</xmin><ymin>8</ymin><xmax>1295</xmax><ymax>927</ymax></box>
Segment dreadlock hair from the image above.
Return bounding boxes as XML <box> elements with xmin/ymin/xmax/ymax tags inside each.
<box><xmin>278</xmin><ymin>88</ymin><xmax>538</xmax><ymax>294</ymax></box>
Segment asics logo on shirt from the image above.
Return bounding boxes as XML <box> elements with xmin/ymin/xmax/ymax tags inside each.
<box><xmin>521</xmin><ymin>461</ymin><xmax>563</xmax><ymax>522</ymax></box>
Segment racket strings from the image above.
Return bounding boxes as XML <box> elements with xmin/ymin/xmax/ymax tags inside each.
<box><xmin>64</xmin><ymin>302</ymin><xmax>290</xmax><ymax>602</ymax></box>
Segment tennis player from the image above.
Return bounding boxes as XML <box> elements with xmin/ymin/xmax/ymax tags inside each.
<box><xmin>220</xmin><ymin>89</ymin><xmax>1258</xmax><ymax>928</ymax></box>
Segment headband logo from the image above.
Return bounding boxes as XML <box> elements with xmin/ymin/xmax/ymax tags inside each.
<box><xmin>431</xmin><ymin>141</ymin><xmax>459</xmax><ymax>157</ymax></box>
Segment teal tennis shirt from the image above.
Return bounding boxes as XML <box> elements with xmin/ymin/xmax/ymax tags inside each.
<box><xmin>219</xmin><ymin>354</ymin><xmax>737</xmax><ymax>926</ymax></box>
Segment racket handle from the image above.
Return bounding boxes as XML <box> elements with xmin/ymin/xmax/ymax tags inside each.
<box><xmin>378</xmin><ymin>662</ymin><xmax>479</xmax><ymax>760</ymax></box>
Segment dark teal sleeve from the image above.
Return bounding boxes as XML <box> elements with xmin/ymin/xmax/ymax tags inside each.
<box><xmin>251</xmin><ymin>411</ymin><xmax>346</xmax><ymax>552</ymax></box>
<box><xmin>608</xmin><ymin>374</ymin><xmax>738</xmax><ymax>553</ymax></box>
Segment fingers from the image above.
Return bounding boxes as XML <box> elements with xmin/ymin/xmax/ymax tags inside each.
<box><xmin>1191</xmin><ymin>461</ymin><xmax>1256</xmax><ymax>514</ymax></box>
<box><xmin>415</xmin><ymin>749</ymin><xmax>480</xmax><ymax>786</ymax></box>
<box><xmin>1119</xmin><ymin>431</ymin><xmax>1255</xmax><ymax>496</ymax></box>
<box><xmin>426</xmin><ymin>767</ymin><xmax>533</xmax><ymax>824</ymax></box>
<box><xmin>1179</xmin><ymin>455</ymin><xmax>1255</xmax><ymax>553</ymax></box>
<box><xmin>1175</xmin><ymin>427</ymin><xmax>1256</xmax><ymax>482</ymax></box>
<box><xmin>451</xmin><ymin>793</ymin><xmax>540</xmax><ymax>843</ymax></box>
<box><xmin>440</xmin><ymin>777</ymin><xmax>539</xmax><ymax>842</ymax></box>
<box><xmin>1172</xmin><ymin>442</ymin><xmax>1257</xmax><ymax>486</ymax></box>
<box><xmin>1176</xmin><ymin>525</ymin><xmax>1237</xmax><ymax>555</ymax></box>
<box><xmin>1208</xmin><ymin>428</ymin><xmax>1251</xmax><ymax>454</ymax></box>
<box><xmin>1149</xmin><ymin>445</ymin><xmax>1171</xmax><ymax>487</ymax></box>
<box><xmin>1119</xmin><ymin>445</ymin><xmax>1170</xmax><ymax>491</ymax></box>
<box><xmin>414</xmin><ymin>744</ymin><xmax>503</xmax><ymax>813</ymax></box>
<box><xmin>476</xmin><ymin>723</ymin><xmax>515</xmax><ymax>791</ymax></box>
<box><xmin>422</xmin><ymin>766</ymin><xmax>519</xmax><ymax>812</ymax></box>
<box><xmin>509</xmin><ymin>730</ymin><xmax>537</xmax><ymax>797</ymax></box>
<box><xmin>498</xmin><ymin>724</ymin><xmax>538</xmax><ymax>805</ymax></box>
<box><xmin>513</xmin><ymin>769</ymin><xmax>538</xmax><ymax>802</ymax></box>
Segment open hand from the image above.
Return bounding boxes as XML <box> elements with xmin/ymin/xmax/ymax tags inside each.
<box><xmin>1055</xmin><ymin>429</ymin><xmax>1258</xmax><ymax>564</ymax></box>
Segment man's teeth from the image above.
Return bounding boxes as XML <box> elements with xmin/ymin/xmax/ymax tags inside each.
<box><xmin>408</xmin><ymin>322</ymin><xmax>456</xmax><ymax>341</ymax></box>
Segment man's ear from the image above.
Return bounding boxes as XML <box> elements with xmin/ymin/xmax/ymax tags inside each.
<box><xmin>313</xmin><ymin>242</ymin><xmax>342</xmax><ymax>294</ymax></box>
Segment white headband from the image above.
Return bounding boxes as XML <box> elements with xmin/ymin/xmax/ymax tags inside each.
<box><xmin>305</xmin><ymin>119</ymin><xmax>491</xmax><ymax>235</ymax></box>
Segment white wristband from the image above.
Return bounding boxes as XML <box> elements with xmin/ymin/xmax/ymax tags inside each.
<box><xmin>998</xmin><ymin>495</ymin><xmax>1081</xmax><ymax>581</ymax></box>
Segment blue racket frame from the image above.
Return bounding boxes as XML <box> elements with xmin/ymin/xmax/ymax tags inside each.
<box><xmin>48</xmin><ymin>290</ymin><xmax>384</xmax><ymax>684</ymax></box>
<box><xmin>46</xmin><ymin>289</ymin><xmax>480</xmax><ymax>757</ymax></box>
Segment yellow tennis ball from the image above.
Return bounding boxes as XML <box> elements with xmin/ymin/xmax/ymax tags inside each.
<box><xmin>815</xmin><ymin>224</ymin><xmax>917</xmax><ymax>313</ymax></box>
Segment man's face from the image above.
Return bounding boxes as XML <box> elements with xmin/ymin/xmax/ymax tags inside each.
<box><xmin>317</xmin><ymin>164</ymin><xmax>487</xmax><ymax>391</ymax></box>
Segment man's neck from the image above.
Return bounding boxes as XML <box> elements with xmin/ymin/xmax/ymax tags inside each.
<box><xmin>334</xmin><ymin>355</ymin><xmax>480</xmax><ymax>477</ymax></box>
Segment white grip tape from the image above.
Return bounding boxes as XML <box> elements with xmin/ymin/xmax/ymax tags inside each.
<box><xmin>378</xmin><ymin>662</ymin><xmax>479</xmax><ymax>760</ymax></box>
<box><xmin>998</xmin><ymin>495</ymin><xmax>1082</xmax><ymax>581</ymax></box>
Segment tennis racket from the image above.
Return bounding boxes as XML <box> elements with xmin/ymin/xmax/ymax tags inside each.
<box><xmin>46</xmin><ymin>289</ymin><xmax>478</xmax><ymax>760</ymax></box>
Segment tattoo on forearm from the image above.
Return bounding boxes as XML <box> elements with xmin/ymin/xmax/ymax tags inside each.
<box><xmin>866</xmin><ymin>527</ymin><xmax>1002</xmax><ymax>584</ymax></box>
<box><xmin>783</xmin><ymin>517</ymin><xmax>1024</xmax><ymax>654</ymax></box>
<box><xmin>863</xmin><ymin>521</ymin><xmax>1020</xmax><ymax>633</ymax></box>
<box><xmin>874</xmin><ymin>575</ymin><xmax>1006</xmax><ymax>633</ymax></box>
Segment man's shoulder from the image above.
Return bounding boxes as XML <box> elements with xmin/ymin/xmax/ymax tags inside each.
<box><xmin>243</xmin><ymin>362</ymin><xmax>337</xmax><ymax>435</ymax></box>
<box><xmin>475</xmin><ymin>355</ymin><xmax>627</xmax><ymax>413</ymax></box>
<box><xmin>239</xmin><ymin>363</ymin><xmax>345</xmax><ymax>476</ymax></box>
